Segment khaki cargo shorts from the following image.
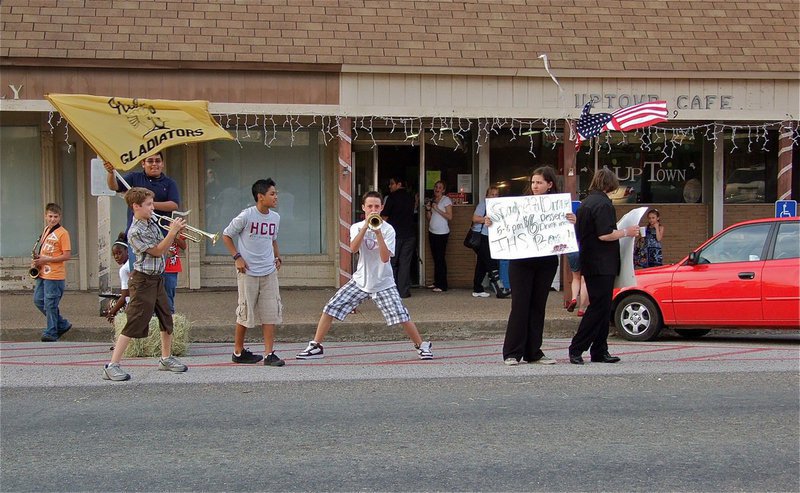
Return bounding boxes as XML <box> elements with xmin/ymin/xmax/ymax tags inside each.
<box><xmin>236</xmin><ymin>271</ymin><xmax>282</xmax><ymax>327</ymax></box>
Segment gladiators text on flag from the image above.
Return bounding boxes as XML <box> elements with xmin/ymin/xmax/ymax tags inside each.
<box><xmin>46</xmin><ymin>94</ymin><xmax>233</xmax><ymax>170</ymax></box>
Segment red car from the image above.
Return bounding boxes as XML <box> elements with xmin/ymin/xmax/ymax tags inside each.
<box><xmin>613</xmin><ymin>217</ymin><xmax>800</xmax><ymax>341</ymax></box>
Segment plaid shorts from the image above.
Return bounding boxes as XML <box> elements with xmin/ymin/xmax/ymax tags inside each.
<box><xmin>323</xmin><ymin>280</ymin><xmax>410</xmax><ymax>326</ymax></box>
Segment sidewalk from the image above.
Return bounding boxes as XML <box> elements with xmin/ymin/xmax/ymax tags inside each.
<box><xmin>0</xmin><ymin>287</ymin><xmax>582</xmax><ymax>343</ymax></box>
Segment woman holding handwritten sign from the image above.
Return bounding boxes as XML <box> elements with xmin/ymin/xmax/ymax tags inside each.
<box><xmin>502</xmin><ymin>166</ymin><xmax>575</xmax><ymax>366</ymax></box>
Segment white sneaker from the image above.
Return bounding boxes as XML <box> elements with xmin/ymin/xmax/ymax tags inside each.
<box><xmin>472</xmin><ymin>292</ymin><xmax>490</xmax><ymax>298</ymax></box>
<box><xmin>504</xmin><ymin>357</ymin><xmax>519</xmax><ymax>366</ymax></box>
<box><xmin>417</xmin><ymin>341</ymin><xmax>433</xmax><ymax>359</ymax></box>
<box><xmin>158</xmin><ymin>356</ymin><xmax>188</xmax><ymax>372</ymax></box>
<box><xmin>531</xmin><ymin>355</ymin><xmax>557</xmax><ymax>365</ymax></box>
<box><xmin>296</xmin><ymin>341</ymin><xmax>324</xmax><ymax>359</ymax></box>
<box><xmin>102</xmin><ymin>363</ymin><xmax>130</xmax><ymax>381</ymax></box>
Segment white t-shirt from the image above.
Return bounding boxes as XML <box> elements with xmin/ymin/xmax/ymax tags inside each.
<box><xmin>350</xmin><ymin>220</ymin><xmax>396</xmax><ymax>294</ymax></box>
<box><xmin>428</xmin><ymin>196</ymin><xmax>452</xmax><ymax>235</ymax></box>
<box><xmin>223</xmin><ymin>206</ymin><xmax>280</xmax><ymax>276</ymax></box>
<box><xmin>118</xmin><ymin>262</ymin><xmax>131</xmax><ymax>303</ymax></box>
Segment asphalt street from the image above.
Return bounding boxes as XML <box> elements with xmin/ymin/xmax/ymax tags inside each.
<box><xmin>1</xmin><ymin>336</ymin><xmax>798</xmax><ymax>492</ymax></box>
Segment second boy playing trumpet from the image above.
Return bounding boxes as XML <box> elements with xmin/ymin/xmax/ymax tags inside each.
<box><xmin>297</xmin><ymin>191</ymin><xmax>433</xmax><ymax>360</ymax></box>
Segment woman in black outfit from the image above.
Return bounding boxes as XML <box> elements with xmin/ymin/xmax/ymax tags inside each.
<box><xmin>568</xmin><ymin>168</ymin><xmax>640</xmax><ymax>364</ymax></box>
<box><xmin>502</xmin><ymin>166</ymin><xmax>575</xmax><ymax>366</ymax></box>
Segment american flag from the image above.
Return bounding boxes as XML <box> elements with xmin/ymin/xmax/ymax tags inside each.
<box><xmin>575</xmin><ymin>100</ymin><xmax>668</xmax><ymax>148</ymax></box>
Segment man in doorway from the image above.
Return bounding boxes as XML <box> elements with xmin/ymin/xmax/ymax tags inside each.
<box><xmin>382</xmin><ymin>176</ymin><xmax>415</xmax><ymax>298</ymax></box>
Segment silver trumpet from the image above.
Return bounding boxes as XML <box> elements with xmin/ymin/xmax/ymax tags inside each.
<box><xmin>153</xmin><ymin>211</ymin><xmax>219</xmax><ymax>245</ymax></box>
<box><xmin>367</xmin><ymin>214</ymin><xmax>383</xmax><ymax>230</ymax></box>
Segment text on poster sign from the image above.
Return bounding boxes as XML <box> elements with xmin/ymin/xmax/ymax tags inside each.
<box><xmin>486</xmin><ymin>194</ymin><xmax>578</xmax><ymax>260</ymax></box>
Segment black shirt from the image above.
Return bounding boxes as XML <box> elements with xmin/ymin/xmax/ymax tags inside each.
<box><xmin>382</xmin><ymin>188</ymin><xmax>415</xmax><ymax>239</ymax></box>
<box><xmin>577</xmin><ymin>190</ymin><xmax>620</xmax><ymax>276</ymax></box>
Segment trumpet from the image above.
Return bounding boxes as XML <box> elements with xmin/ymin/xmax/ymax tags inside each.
<box><xmin>367</xmin><ymin>214</ymin><xmax>383</xmax><ymax>230</ymax></box>
<box><xmin>152</xmin><ymin>212</ymin><xmax>219</xmax><ymax>245</ymax></box>
<box><xmin>29</xmin><ymin>237</ymin><xmax>41</xmax><ymax>279</ymax></box>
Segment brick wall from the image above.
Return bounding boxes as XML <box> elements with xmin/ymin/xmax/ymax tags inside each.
<box><xmin>2</xmin><ymin>0</ymin><xmax>797</xmax><ymax>73</ymax></box>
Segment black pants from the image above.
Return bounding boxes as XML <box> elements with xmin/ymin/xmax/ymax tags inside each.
<box><xmin>472</xmin><ymin>234</ymin><xmax>498</xmax><ymax>293</ymax></box>
<box><xmin>569</xmin><ymin>274</ymin><xmax>615</xmax><ymax>358</ymax></box>
<box><xmin>428</xmin><ymin>232</ymin><xmax>449</xmax><ymax>291</ymax></box>
<box><xmin>391</xmin><ymin>236</ymin><xmax>416</xmax><ymax>297</ymax></box>
<box><xmin>503</xmin><ymin>255</ymin><xmax>558</xmax><ymax>362</ymax></box>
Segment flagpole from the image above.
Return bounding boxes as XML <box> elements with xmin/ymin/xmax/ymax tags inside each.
<box><xmin>112</xmin><ymin>169</ymin><xmax>132</xmax><ymax>191</ymax></box>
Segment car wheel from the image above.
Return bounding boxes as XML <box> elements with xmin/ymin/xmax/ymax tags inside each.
<box><xmin>614</xmin><ymin>294</ymin><xmax>663</xmax><ymax>341</ymax></box>
<box><xmin>674</xmin><ymin>329</ymin><xmax>711</xmax><ymax>339</ymax></box>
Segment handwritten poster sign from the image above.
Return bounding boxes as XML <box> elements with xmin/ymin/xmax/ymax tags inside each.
<box><xmin>486</xmin><ymin>193</ymin><xmax>578</xmax><ymax>259</ymax></box>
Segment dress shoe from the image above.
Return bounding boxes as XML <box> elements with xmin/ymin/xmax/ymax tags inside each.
<box><xmin>569</xmin><ymin>354</ymin><xmax>584</xmax><ymax>365</ymax></box>
<box><xmin>590</xmin><ymin>353</ymin><xmax>621</xmax><ymax>363</ymax></box>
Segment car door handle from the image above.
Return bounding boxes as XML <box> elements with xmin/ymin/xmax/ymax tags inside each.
<box><xmin>738</xmin><ymin>272</ymin><xmax>755</xmax><ymax>280</ymax></box>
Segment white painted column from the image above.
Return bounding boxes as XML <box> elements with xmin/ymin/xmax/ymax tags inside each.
<box><xmin>712</xmin><ymin>128</ymin><xmax>725</xmax><ymax>233</ymax></box>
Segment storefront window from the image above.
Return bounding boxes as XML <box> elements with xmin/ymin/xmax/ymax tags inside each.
<box><xmin>0</xmin><ymin>126</ymin><xmax>42</xmax><ymax>256</ymax></box>
<box><xmin>424</xmin><ymin>131</ymin><xmax>474</xmax><ymax>204</ymax></box>
<box><xmin>204</xmin><ymin>129</ymin><xmax>327</xmax><ymax>255</ymax></box>
<box><xmin>489</xmin><ymin>129</ymin><xmax>561</xmax><ymax>197</ymax></box>
<box><xmin>723</xmin><ymin>130</ymin><xmax>778</xmax><ymax>203</ymax></box>
<box><xmin>579</xmin><ymin>131</ymin><xmax>703</xmax><ymax>204</ymax></box>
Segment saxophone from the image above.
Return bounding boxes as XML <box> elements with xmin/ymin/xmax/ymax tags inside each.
<box><xmin>29</xmin><ymin>237</ymin><xmax>41</xmax><ymax>279</ymax></box>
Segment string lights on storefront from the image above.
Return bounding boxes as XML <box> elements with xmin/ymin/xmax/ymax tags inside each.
<box><xmin>46</xmin><ymin>111</ymin><xmax>799</xmax><ymax>158</ymax></box>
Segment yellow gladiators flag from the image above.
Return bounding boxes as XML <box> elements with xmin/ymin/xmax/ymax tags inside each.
<box><xmin>46</xmin><ymin>94</ymin><xmax>233</xmax><ymax>170</ymax></box>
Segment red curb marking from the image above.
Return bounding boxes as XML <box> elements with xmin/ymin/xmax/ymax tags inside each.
<box><xmin>608</xmin><ymin>345</ymin><xmax>694</xmax><ymax>356</ymax></box>
<box><xmin>676</xmin><ymin>347</ymin><xmax>776</xmax><ymax>362</ymax></box>
<box><xmin>0</xmin><ymin>349</ymin><xmax>113</xmax><ymax>360</ymax></box>
<box><xmin>0</xmin><ymin>343</ymin><xmax>113</xmax><ymax>352</ymax></box>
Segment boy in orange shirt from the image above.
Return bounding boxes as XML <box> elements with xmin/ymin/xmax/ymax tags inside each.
<box><xmin>32</xmin><ymin>203</ymin><xmax>72</xmax><ymax>342</ymax></box>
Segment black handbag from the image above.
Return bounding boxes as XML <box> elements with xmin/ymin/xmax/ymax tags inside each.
<box><xmin>463</xmin><ymin>228</ymin><xmax>481</xmax><ymax>250</ymax></box>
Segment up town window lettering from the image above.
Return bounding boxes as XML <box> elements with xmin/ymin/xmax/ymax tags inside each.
<box><xmin>574</xmin><ymin>94</ymin><xmax>733</xmax><ymax>110</ymax></box>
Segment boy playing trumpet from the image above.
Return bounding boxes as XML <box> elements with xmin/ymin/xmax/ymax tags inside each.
<box><xmin>102</xmin><ymin>187</ymin><xmax>188</xmax><ymax>381</ymax></box>
<box><xmin>297</xmin><ymin>191</ymin><xmax>433</xmax><ymax>360</ymax></box>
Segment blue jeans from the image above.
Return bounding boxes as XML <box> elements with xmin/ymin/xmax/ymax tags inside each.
<box><xmin>499</xmin><ymin>260</ymin><xmax>510</xmax><ymax>288</ymax></box>
<box><xmin>162</xmin><ymin>272</ymin><xmax>178</xmax><ymax>314</ymax></box>
<box><xmin>33</xmin><ymin>278</ymin><xmax>70</xmax><ymax>338</ymax></box>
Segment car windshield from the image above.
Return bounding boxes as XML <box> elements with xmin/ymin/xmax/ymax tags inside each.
<box><xmin>698</xmin><ymin>223</ymin><xmax>772</xmax><ymax>264</ymax></box>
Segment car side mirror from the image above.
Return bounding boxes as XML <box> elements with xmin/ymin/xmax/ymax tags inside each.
<box><xmin>687</xmin><ymin>251</ymin><xmax>699</xmax><ymax>265</ymax></box>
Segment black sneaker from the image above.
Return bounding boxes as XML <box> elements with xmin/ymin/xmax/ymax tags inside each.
<box><xmin>232</xmin><ymin>348</ymin><xmax>263</xmax><ymax>364</ymax></box>
<box><xmin>264</xmin><ymin>352</ymin><xmax>285</xmax><ymax>367</ymax></box>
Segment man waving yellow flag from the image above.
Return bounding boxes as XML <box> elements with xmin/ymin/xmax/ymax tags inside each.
<box><xmin>46</xmin><ymin>94</ymin><xmax>233</xmax><ymax>170</ymax></box>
